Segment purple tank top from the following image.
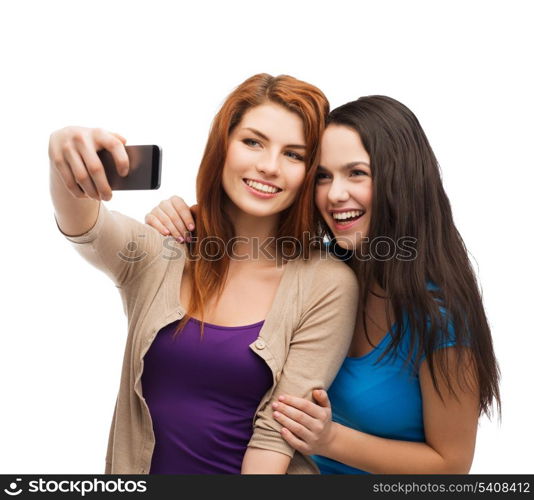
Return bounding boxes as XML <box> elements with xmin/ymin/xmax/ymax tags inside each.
<box><xmin>141</xmin><ymin>317</ymin><xmax>272</xmax><ymax>474</ymax></box>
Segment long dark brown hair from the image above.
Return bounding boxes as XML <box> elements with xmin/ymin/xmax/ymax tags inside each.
<box><xmin>176</xmin><ymin>73</ymin><xmax>329</xmax><ymax>336</ymax></box>
<box><xmin>316</xmin><ymin>96</ymin><xmax>500</xmax><ymax>417</ymax></box>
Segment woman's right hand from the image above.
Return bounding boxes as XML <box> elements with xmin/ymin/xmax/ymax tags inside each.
<box><xmin>48</xmin><ymin>126</ymin><xmax>129</xmax><ymax>201</ymax></box>
<box><xmin>144</xmin><ymin>196</ymin><xmax>196</xmax><ymax>242</ymax></box>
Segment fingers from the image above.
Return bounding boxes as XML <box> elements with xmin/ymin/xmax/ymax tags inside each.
<box><xmin>49</xmin><ymin>129</ymin><xmax>87</xmax><ymax>199</ymax></box>
<box><xmin>49</xmin><ymin>126</ymin><xmax>129</xmax><ymax>201</ymax></box>
<box><xmin>312</xmin><ymin>389</ymin><xmax>331</xmax><ymax>408</ymax></box>
<box><xmin>159</xmin><ymin>200</ymin><xmax>188</xmax><ymax>240</ymax></box>
<box><xmin>75</xmin><ymin>135</ymin><xmax>113</xmax><ymax>201</ymax></box>
<box><xmin>272</xmin><ymin>400</ymin><xmax>316</xmax><ymax>430</ymax></box>
<box><xmin>110</xmin><ymin>131</ymin><xmax>127</xmax><ymax>144</ymax></box>
<box><xmin>159</xmin><ymin>206</ymin><xmax>186</xmax><ymax>240</ymax></box>
<box><xmin>63</xmin><ymin>147</ymin><xmax>99</xmax><ymax>199</ymax></box>
<box><xmin>170</xmin><ymin>196</ymin><xmax>195</xmax><ymax>231</ymax></box>
<box><xmin>93</xmin><ymin>128</ymin><xmax>129</xmax><ymax>177</ymax></box>
<box><xmin>52</xmin><ymin>154</ymin><xmax>87</xmax><ymax>199</ymax></box>
<box><xmin>145</xmin><ymin>213</ymin><xmax>170</xmax><ymax>236</ymax></box>
<box><xmin>277</xmin><ymin>394</ymin><xmax>325</xmax><ymax>419</ymax></box>
<box><xmin>273</xmin><ymin>407</ymin><xmax>314</xmax><ymax>445</ymax></box>
<box><xmin>146</xmin><ymin>197</ymin><xmax>193</xmax><ymax>241</ymax></box>
<box><xmin>280</xmin><ymin>428</ymin><xmax>309</xmax><ymax>454</ymax></box>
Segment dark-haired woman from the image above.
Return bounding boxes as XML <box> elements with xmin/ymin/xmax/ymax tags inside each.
<box><xmin>50</xmin><ymin>74</ymin><xmax>359</xmax><ymax>474</ymax></box>
<box><xmin>146</xmin><ymin>95</ymin><xmax>500</xmax><ymax>473</ymax></box>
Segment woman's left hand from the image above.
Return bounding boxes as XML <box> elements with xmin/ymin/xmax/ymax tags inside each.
<box><xmin>272</xmin><ymin>389</ymin><xmax>336</xmax><ymax>456</ymax></box>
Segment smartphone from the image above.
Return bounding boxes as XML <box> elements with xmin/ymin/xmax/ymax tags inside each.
<box><xmin>98</xmin><ymin>145</ymin><xmax>162</xmax><ymax>190</ymax></box>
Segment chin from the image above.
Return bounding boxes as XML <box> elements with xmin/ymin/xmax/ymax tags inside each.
<box><xmin>234</xmin><ymin>200</ymin><xmax>281</xmax><ymax>218</ymax></box>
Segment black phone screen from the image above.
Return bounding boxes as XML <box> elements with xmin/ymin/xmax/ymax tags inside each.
<box><xmin>98</xmin><ymin>145</ymin><xmax>161</xmax><ymax>190</ymax></box>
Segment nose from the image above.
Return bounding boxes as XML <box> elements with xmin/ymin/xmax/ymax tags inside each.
<box><xmin>327</xmin><ymin>177</ymin><xmax>350</xmax><ymax>204</ymax></box>
<box><xmin>256</xmin><ymin>150</ymin><xmax>280</xmax><ymax>177</ymax></box>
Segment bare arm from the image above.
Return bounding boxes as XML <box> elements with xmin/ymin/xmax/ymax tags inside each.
<box><xmin>277</xmin><ymin>347</ymin><xmax>479</xmax><ymax>473</ymax></box>
<box><xmin>49</xmin><ymin>126</ymin><xmax>128</xmax><ymax>236</ymax></box>
<box><xmin>323</xmin><ymin>349</ymin><xmax>478</xmax><ymax>473</ymax></box>
<box><xmin>241</xmin><ymin>448</ymin><xmax>291</xmax><ymax>474</ymax></box>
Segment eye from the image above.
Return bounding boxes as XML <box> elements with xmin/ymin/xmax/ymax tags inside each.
<box><xmin>350</xmin><ymin>169</ymin><xmax>367</xmax><ymax>177</ymax></box>
<box><xmin>243</xmin><ymin>138</ymin><xmax>261</xmax><ymax>147</ymax></box>
<box><xmin>285</xmin><ymin>150</ymin><xmax>305</xmax><ymax>162</ymax></box>
<box><xmin>315</xmin><ymin>172</ymin><xmax>331</xmax><ymax>183</ymax></box>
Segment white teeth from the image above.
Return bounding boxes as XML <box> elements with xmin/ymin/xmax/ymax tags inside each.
<box><xmin>245</xmin><ymin>179</ymin><xmax>280</xmax><ymax>194</ymax></box>
<box><xmin>332</xmin><ymin>210</ymin><xmax>363</xmax><ymax>220</ymax></box>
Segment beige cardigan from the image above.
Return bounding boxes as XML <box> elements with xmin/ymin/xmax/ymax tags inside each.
<box><xmin>57</xmin><ymin>203</ymin><xmax>359</xmax><ymax>474</ymax></box>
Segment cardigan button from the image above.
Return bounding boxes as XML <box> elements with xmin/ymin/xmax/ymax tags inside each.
<box><xmin>255</xmin><ymin>339</ymin><xmax>266</xmax><ymax>350</ymax></box>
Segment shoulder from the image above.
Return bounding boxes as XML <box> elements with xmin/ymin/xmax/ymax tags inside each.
<box><xmin>292</xmin><ymin>250</ymin><xmax>359</xmax><ymax>308</ymax></box>
<box><xmin>300</xmin><ymin>249</ymin><xmax>358</xmax><ymax>286</ymax></box>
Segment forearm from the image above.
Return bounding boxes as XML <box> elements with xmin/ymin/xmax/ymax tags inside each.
<box><xmin>323</xmin><ymin>423</ymin><xmax>470</xmax><ymax>474</ymax></box>
<box><xmin>241</xmin><ymin>447</ymin><xmax>291</xmax><ymax>474</ymax></box>
<box><xmin>50</xmin><ymin>166</ymin><xmax>100</xmax><ymax>236</ymax></box>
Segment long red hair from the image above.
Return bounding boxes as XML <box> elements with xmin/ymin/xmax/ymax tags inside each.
<box><xmin>176</xmin><ymin>73</ymin><xmax>329</xmax><ymax>335</ymax></box>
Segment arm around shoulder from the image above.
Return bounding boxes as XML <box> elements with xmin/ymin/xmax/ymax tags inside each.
<box><xmin>247</xmin><ymin>256</ymin><xmax>359</xmax><ymax>460</ymax></box>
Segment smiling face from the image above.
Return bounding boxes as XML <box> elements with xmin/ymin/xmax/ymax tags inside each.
<box><xmin>315</xmin><ymin>124</ymin><xmax>373</xmax><ymax>250</ymax></box>
<box><xmin>222</xmin><ymin>102</ymin><xmax>307</xmax><ymax>221</ymax></box>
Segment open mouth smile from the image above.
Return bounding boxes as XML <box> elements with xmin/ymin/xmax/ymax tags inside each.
<box><xmin>330</xmin><ymin>209</ymin><xmax>365</xmax><ymax>231</ymax></box>
<box><xmin>243</xmin><ymin>178</ymin><xmax>283</xmax><ymax>199</ymax></box>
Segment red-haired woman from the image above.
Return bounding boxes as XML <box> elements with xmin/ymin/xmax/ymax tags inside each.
<box><xmin>49</xmin><ymin>74</ymin><xmax>359</xmax><ymax>474</ymax></box>
<box><xmin>146</xmin><ymin>95</ymin><xmax>501</xmax><ymax>473</ymax></box>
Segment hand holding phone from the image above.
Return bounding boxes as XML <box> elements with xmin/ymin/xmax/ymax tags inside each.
<box><xmin>49</xmin><ymin>126</ymin><xmax>130</xmax><ymax>201</ymax></box>
<box><xmin>49</xmin><ymin>127</ymin><xmax>162</xmax><ymax>202</ymax></box>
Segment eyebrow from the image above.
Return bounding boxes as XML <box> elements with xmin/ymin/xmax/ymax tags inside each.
<box><xmin>243</xmin><ymin>127</ymin><xmax>307</xmax><ymax>150</ymax></box>
<box><xmin>318</xmin><ymin>161</ymin><xmax>370</xmax><ymax>171</ymax></box>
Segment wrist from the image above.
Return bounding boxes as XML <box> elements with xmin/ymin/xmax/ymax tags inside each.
<box><xmin>319</xmin><ymin>421</ymin><xmax>340</xmax><ymax>457</ymax></box>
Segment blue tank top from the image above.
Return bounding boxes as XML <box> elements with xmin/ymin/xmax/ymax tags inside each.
<box><xmin>314</xmin><ymin>316</ymin><xmax>456</xmax><ymax>474</ymax></box>
<box><xmin>141</xmin><ymin>317</ymin><xmax>272</xmax><ymax>474</ymax></box>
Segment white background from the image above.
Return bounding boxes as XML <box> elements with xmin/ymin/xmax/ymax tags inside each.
<box><xmin>1</xmin><ymin>0</ymin><xmax>532</xmax><ymax>474</ymax></box>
